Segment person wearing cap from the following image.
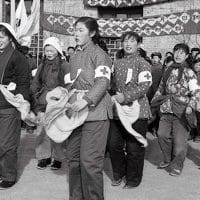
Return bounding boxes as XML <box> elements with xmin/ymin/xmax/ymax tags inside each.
<box><xmin>0</xmin><ymin>23</ymin><xmax>30</xmax><ymax>189</ymax></box>
<box><xmin>31</xmin><ymin>37</ymin><xmax>69</xmax><ymax>170</ymax></box>
<box><xmin>107</xmin><ymin>31</ymin><xmax>152</xmax><ymax>189</ymax></box>
<box><xmin>147</xmin><ymin>52</ymin><xmax>164</xmax><ymax>137</ymax></box>
<box><xmin>191</xmin><ymin>47</ymin><xmax>200</xmax><ymax>60</ymax></box>
<box><xmin>152</xmin><ymin>43</ymin><xmax>200</xmax><ymax>176</ymax></box>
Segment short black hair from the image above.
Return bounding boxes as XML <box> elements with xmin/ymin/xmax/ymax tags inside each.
<box><xmin>121</xmin><ymin>31</ymin><xmax>141</xmax><ymax>43</ymax></box>
<box><xmin>173</xmin><ymin>43</ymin><xmax>190</xmax><ymax>55</ymax></box>
<box><xmin>191</xmin><ymin>47</ymin><xmax>200</xmax><ymax>52</ymax></box>
<box><xmin>193</xmin><ymin>58</ymin><xmax>200</xmax><ymax>64</ymax></box>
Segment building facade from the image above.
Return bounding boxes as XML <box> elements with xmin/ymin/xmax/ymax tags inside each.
<box><xmin>1</xmin><ymin>0</ymin><xmax>200</xmax><ymax>58</ymax></box>
<box><xmin>43</xmin><ymin>0</ymin><xmax>200</xmax><ymax>58</ymax></box>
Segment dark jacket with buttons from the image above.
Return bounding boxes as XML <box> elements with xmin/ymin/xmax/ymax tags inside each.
<box><xmin>0</xmin><ymin>49</ymin><xmax>30</xmax><ymax>109</ymax></box>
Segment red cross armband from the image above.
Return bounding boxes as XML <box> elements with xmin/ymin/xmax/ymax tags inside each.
<box><xmin>95</xmin><ymin>65</ymin><xmax>111</xmax><ymax>80</ymax></box>
<box><xmin>138</xmin><ymin>71</ymin><xmax>152</xmax><ymax>84</ymax></box>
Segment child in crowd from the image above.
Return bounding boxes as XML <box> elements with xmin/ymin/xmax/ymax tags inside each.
<box><xmin>31</xmin><ymin>37</ymin><xmax>68</xmax><ymax>170</ymax></box>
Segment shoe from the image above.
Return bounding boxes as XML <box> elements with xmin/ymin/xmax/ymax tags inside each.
<box><xmin>157</xmin><ymin>162</ymin><xmax>170</xmax><ymax>169</ymax></box>
<box><xmin>169</xmin><ymin>169</ymin><xmax>181</xmax><ymax>176</ymax></box>
<box><xmin>26</xmin><ymin>129</ymin><xmax>34</xmax><ymax>134</ymax></box>
<box><xmin>37</xmin><ymin>158</ymin><xmax>51</xmax><ymax>170</ymax></box>
<box><xmin>111</xmin><ymin>178</ymin><xmax>122</xmax><ymax>186</ymax></box>
<box><xmin>188</xmin><ymin>134</ymin><xmax>193</xmax><ymax>141</ymax></box>
<box><xmin>123</xmin><ymin>184</ymin><xmax>138</xmax><ymax>189</ymax></box>
<box><xmin>50</xmin><ymin>160</ymin><xmax>62</xmax><ymax>170</ymax></box>
<box><xmin>0</xmin><ymin>181</ymin><xmax>15</xmax><ymax>189</ymax></box>
<box><xmin>194</xmin><ymin>136</ymin><xmax>200</xmax><ymax>143</ymax></box>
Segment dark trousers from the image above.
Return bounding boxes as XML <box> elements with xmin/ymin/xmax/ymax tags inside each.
<box><xmin>157</xmin><ymin>114</ymin><xmax>189</xmax><ymax>171</ymax></box>
<box><xmin>107</xmin><ymin>119</ymin><xmax>147</xmax><ymax>187</ymax></box>
<box><xmin>194</xmin><ymin>111</ymin><xmax>200</xmax><ymax>137</ymax></box>
<box><xmin>0</xmin><ymin>108</ymin><xmax>21</xmax><ymax>182</ymax></box>
<box><xmin>67</xmin><ymin>120</ymin><xmax>110</xmax><ymax>200</ymax></box>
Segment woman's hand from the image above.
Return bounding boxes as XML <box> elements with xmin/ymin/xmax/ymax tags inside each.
<box><xmin>70</xmin><ymin>99</ymin><xmax>88</xmax><ymax>112</ymax></box>
<box><xmin>112</xmin><ymin>92</ymin><xmax>125</xmax><ymax>104</ymax></box>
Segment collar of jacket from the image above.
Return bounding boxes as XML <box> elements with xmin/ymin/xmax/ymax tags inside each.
<box><xmin>76</xmin><ymin>40</ymin><xmax>94</xmax><ymax>52</ymax></box>
<box><xmin>124</xmin><ymin>51</ymin><xmax>139</xmax><ymax>59</ymax></box>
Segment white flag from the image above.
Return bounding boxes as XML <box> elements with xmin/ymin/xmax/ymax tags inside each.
<box><xmin>19</xmin><ymin>0</ymin><xmax>40</xmax><ymax>39</ymax></box>
<box><xmin>15</xmin><ymin>0</ymin><xmax>28</xmax><ymax>39</ymax></box>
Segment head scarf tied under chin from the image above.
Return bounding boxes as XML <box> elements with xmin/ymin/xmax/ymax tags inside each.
<box><xmin>43</xmin><ymin>37</ymin><xmax>63</xmax><ymax>57</ymax></box>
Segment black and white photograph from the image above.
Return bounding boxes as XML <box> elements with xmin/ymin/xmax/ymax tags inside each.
<box><xmin>0</xmin><ymin>0</ymin><xmax>200</xmax><ymax>199</ymax></box>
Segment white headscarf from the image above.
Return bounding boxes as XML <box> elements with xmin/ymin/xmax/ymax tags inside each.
<box><xmin>43</xmin><ymin>37</ymin><xmax>63</xmax><ymax>56</ymax></box>
<box><xmin>0</xmin><ymin>22</ymin><xmax>17</xmax><ymax>40</ymax></box>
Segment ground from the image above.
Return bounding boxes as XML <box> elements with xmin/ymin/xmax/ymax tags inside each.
<box><xmin>1</xmin><ymin>131</ymin><xmax>200</xmax><ymax>200</ymax></box>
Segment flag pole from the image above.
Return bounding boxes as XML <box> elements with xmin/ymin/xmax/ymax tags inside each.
<box><xmin>10</xmin><ymin>0</ymin><xmax>15</xmax><ymax>28</ymax></box>
<box><xmin>36</xmin><ymin>0</ymin><xmax>41</xmax><ymax>68</ymax></box>
<box><xmin>36</xmin><ymin>31</ymin><xmax>40</xmax><ymax>68</ymax></box>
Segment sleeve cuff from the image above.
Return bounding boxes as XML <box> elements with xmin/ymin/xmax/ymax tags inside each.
<box><xmin>83</xmin><ymin>95</ymin><xmax>94</xmax><ymax>106</ymax></box>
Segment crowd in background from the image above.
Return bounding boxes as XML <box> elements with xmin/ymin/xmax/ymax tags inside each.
<box><xmin>1</xmin><ymin>17</ymin><xmax>200</xmax><ymax>200</ymax></box>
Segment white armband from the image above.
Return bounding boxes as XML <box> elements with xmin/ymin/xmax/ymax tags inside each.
<box><xmin>138</xmin><ymin>71</ymin><xmax>152</xmax><ymax>84</ymax></box>
<box><xmin>95</xmin><ymin>65</ymin><xmax>111</xmax><ymax>80</ymax></box>
<box><xmin>188</xmin><ymin>79</ymin><xmax>200</xmax><ymax>91</ymax></box>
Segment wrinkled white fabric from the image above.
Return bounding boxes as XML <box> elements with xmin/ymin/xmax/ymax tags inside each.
<box><xmin>44</xmin><ymin>87</ymin><xmax>88</xmax><ymax>143</ymax></box>
<box><xmin>114</xmin><ymin>100</ymin><xmax>148</xmax><ymax>147</ymax></box>
<box><xmin>0</xmin><ymin>84</ymin><xmax>30</xmax><ymax>119</ymax></box>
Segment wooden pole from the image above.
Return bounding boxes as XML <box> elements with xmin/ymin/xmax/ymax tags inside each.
<box><xmin>10</xmin><ymin>0</ymin><xmax>15</xmax><ymax>27</ymax></box>
<box><xmin>36</xmin><ymin>31</ymin><xmax>40</xmax><ymax>67</ymax></box>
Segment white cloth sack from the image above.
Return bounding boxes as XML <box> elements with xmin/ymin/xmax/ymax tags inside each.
<box><xmin>0</xmin><ymin>84</ymin><xmax>30</xmax><ymax>120</ymax></box>
<box><xmin>44</xmin><ymin>87</ymin><xmax>88</xmax><ymax>143</ymax></box>
<box><xmin>114</xmin><ymin>100</ymin><xmax>148</xmax><ymax>147</ymax></box>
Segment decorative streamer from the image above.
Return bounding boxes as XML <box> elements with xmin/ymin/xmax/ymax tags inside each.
<box><xmin>42</xmin><ymin>9</ymin><xmax>200</xmax><ymax>38</ymax></box>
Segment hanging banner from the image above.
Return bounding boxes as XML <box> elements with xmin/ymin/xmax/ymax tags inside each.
<box><xmin>42</xmin><ymin>9</ymin><xmax>200</xmax><ymax>38</ymax></box>
<box><xmin>83</xmin><ymin>0</ymin><xmax>172</xmax><ymax>8</ymax></box>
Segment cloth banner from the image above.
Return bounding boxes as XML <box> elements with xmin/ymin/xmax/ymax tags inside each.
<box><xmin>42</xmin><ymin>9</ymin><xmax>200</xmax><ymax>38</ymax></box>
<box><xmin>15</xmin><ymin>0</ymin><xmax>28</xmax><ymax>39</ymax></box>
<box><xmin>84</xmin><ymin>0</ymin><xmax>172</xmax><ymax>8</ymax></box>
<box><xmin>18</xmin><ymin>0</ymin><xmax>40</xmax><ymax>39</ymax></box>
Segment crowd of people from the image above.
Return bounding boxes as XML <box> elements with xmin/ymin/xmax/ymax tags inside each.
<box><xmin>0</xmin><ymin>16</ymin><xmax>200</xmax><ymax>200</ymax></box>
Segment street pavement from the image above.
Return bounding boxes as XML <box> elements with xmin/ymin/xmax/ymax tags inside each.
<box><xmin>1</xmin><ymin>130</ymin><xmax>200</xmax><ymax>200</ymax></box>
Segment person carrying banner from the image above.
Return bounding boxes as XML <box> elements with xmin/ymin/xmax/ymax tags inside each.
<box><xmin>107</xmin><ymin>31</ymin><xmax>152</xmax><ymax>189</ymax></box>
<box><xmin>65</xmin><ymin>16</ymin><xmax>112</xmax><ymax>200</ymax></box>
<box><xmin>152</xmin><ymin>43</ymin><xmax>200</xmax><ymax>176</ymax></box>
<box><xmin>0</xmin><ymin>23</ymin><xmax>30</xmax><ymax>189</ymax></box>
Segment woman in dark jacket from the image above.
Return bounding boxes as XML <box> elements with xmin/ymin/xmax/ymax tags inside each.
<box><xmin>31</xmin><ymin>37</ymin><xmax>69</xmax><ymax>170</ymax></box>
<box><xmin>0</xmin><ymin>23</ymin><xmax>30</xmax><ymax>189</ymax></box>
